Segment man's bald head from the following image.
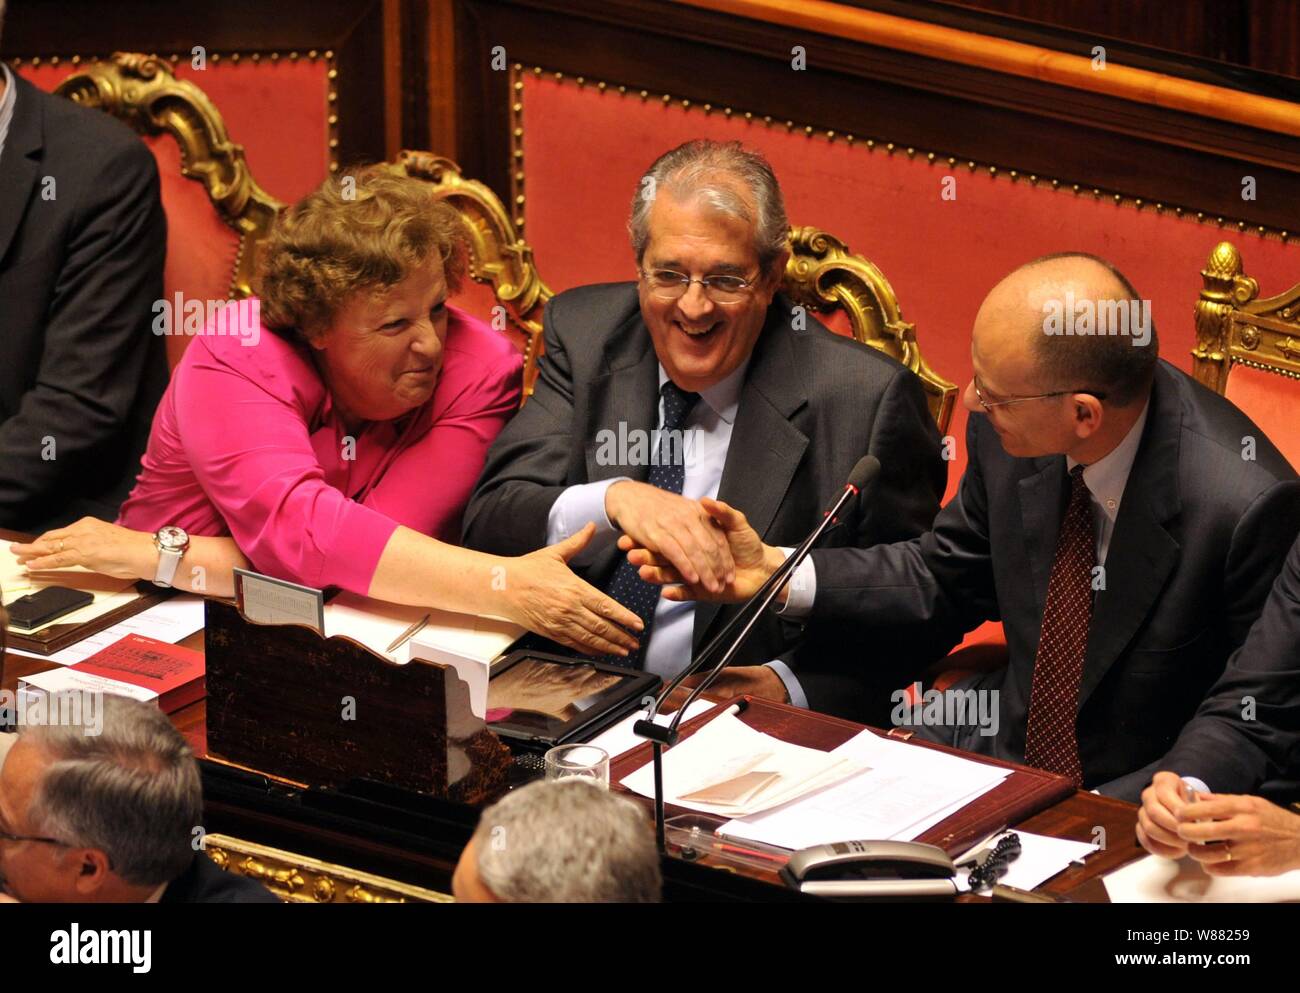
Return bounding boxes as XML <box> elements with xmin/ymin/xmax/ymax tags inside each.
<box><xmin>980</xmin><ymin>253</ymin><xmax>1158</xmax><ymax>408</ymax></box>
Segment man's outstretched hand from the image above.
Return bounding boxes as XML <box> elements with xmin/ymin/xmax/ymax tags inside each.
<box><xmin>620</xmin><ymin>497</ymin><xmax>785</xmax><ymax>604</ymax></box>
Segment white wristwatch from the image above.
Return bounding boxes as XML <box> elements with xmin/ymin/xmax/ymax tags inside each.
<box><xmin>152</xmin><ymin>525</ymin><xmax>190</xmax><ymax>588</ymax></box>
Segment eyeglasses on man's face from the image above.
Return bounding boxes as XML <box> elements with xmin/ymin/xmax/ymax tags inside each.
<box><xmin>972</xmin><ymin>375</ymin><xmax>1108</xmax><ymax>412</ymax></box>
<box><xmin>639</xmin><ymin>268</ymin><xmax>762</xmax><ymax>304</ymax></box>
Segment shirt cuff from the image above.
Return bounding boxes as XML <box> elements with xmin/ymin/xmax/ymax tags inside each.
<box><xmin>545</xmin><ymin>478</ymin><xmax>630</xmax><ymax>543</ymax></box>
<box><xmin>772</xmin><ymin>548</ymin><xmax>817</xmax><ymax>618</ymax></box>
<box><xmin>765</xmin><ymin>659</ymin><xmax>808</xmax><ymax>710</ymax></box>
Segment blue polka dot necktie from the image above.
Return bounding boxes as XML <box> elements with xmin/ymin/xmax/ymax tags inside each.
<box><xmin>603</xmin><ymin>380</ymin><xmax>700</xmax><ymax>668</ymax></box>
<box><xmin>1023</xmin><ymin>464</ymin><xmax>1096</xmax><ymax>787</ymax></box>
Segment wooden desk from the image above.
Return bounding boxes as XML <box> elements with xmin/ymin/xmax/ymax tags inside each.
<box><xmin>0</xmin><ymin>636</ymin><xmax>1144</xmax><ymax>903</ymax></box>
<box><xmin>0</xmin><ymin>528</ymin><xmax>1144</xmax><ymax>901</ymax></box>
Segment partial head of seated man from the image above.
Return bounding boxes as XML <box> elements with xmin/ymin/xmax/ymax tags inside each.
<box><xmin>453</xmin><ymin>779</ymin><xmax>661</xmax><ymax>903</ymax></box>
<box><xmin>0</xmin><ymin>692</ymin><xmax>276</xmax><ymax>903</ymax></box>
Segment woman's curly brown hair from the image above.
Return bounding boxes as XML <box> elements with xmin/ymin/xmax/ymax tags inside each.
<box><xmin>256</xmin><ymin>167</ymin><xmax>469</xmax><ymax>342</ymax></box>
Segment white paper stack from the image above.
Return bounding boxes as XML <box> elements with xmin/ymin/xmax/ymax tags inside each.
<box><xmin>718</xmin><ymin>727</ymin><xmax>1010</xmax><ymax>850</ymax></box>
<box><xmin>619</xmin><ymin>711</ymin><xmax>867</xmax><ymax>818</ymax></box>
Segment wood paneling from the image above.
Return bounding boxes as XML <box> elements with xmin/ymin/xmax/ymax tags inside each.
<box><xmin>443</xmin><ymin>0</ymin><xmax>1300</xmax><ymax>234</ymax></box>
<box><xmin>3</xmin><ymin>0</ymin><xmax>393</xmax><ymax>169</ymax></box>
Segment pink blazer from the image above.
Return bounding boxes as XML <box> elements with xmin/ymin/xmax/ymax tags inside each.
<box><xmin>118</xmin><ymin>301</ymin><xmax>522</xmax><ymax>593</ymax></box>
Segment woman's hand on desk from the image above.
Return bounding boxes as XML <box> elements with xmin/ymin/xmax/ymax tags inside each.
<box><xmin>501</xmin><ymin>523</ymin><xmax>645</xmax><ymax>658</ymax></box>
<box><xmin>10</xmin><ymin>518</ymin><xmax>156</xmax><ymax>580</ymax></box>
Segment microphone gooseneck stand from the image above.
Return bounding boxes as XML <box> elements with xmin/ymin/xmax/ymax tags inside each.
<box><xmin>633</xmin><ymin>457</ymin><xmax>878</xmax><ymax>852</ymax></box>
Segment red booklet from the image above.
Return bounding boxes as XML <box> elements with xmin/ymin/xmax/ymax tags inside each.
<box><xmin>72</xmin><ymin>634</ymin><xmax>206</xmax><ymax>713</ymax></box>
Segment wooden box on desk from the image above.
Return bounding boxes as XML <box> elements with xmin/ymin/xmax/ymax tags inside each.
<box><xmin>202</xmin><ymin>599</ymin><xmax>511</xmax><ymax>802</ymax></box>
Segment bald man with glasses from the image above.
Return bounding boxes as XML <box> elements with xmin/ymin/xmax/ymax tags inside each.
<box><xmin>629</xmin><ymin>253</ymin><xmax>1300</xmax><ymax>799</ymax></box>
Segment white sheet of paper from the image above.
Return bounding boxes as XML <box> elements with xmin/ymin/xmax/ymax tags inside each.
<box><xmin>957</xmin><ymin>831</ymin><xmax>1098</xmax><ymax>892</ymax></box>
<box><xmin>582</xmin><ymin>700</ymin><xmax>715</xmax><ymax>760</ymax></box>
<box><xmin>719</xmin><ymin>729</ymin><xmax>1009</xmax><ymax>850</ymax></box>
<box><xmin>619</xmin><ymin>711</ymin><xmax>866</xmax><ymax>818</ymax></box>
<box><xmin>6</xmin><ymin>595</ymin><xmax>207</xmax><ymax>665</ymax></box>
<box><xmin>1103</xmin><ymin>854</ymin><xmax>1300</xmax><ymax>903</ymax></box>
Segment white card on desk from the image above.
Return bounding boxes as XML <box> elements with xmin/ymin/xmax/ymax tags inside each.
<box><xmin>233</xmin><ymin>568</ymin><xmax>324</xmax><ymax>633</ymax></box>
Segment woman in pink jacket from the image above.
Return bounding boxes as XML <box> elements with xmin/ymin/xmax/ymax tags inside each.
<box><xmin>11</xmin><ymin>171</ymin><xmax>640</xmax><ymax>658</ymax></box>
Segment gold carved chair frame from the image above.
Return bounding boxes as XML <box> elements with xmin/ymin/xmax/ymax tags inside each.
<box><xmin>55</xmin><ymin>52</ymin><xmax>284</xmax><ymax>299</ymax></box>
<box><xmin>1194</xmin><ymin>240</ymin><xmax>1300</xmax><ymax>392</ymax></box>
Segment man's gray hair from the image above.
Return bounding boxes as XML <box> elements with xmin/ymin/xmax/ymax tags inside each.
<box><xmin>629</xmin><ymin>139</ymin><xmax>789</xmax><ymax>274</ymax></box>
<box><xmin>19</xmin><ymin>694</ymin><xmax>202</xmax><ymax>888</ymax></box>
<box><xmin>473</xmin><ymin>779</ymin><xmax>661</xmax><ymax>902</ymax></box>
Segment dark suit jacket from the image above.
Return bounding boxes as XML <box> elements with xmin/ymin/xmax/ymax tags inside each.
<box><xmin>463</xmin><ymin>282</ymin><xmax>948</xmax><ymax>703</ymax></box>
<box><xmin>160</xmin><ymin>853</ymin><xmax>280</xmax><ymax>904</ymax></box>
<box><xmin>804</xmin><ymin>360</ymin><xmax>1300</xmax><ymax>797</ymax></box>
<box><xmin>1150</xmin><ymin>534</ymin><xmax>1300</xmax><ymax>796</ymax></box>
<box><xmin>0</xmin><ymin>72</ymin><xmax>167</xmax><ymax>531</ymax></box>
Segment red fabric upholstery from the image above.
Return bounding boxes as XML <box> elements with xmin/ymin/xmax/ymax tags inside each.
<box><xmin>1225</xmin><ymin>363</ymin><xmax>1300</xmax><ymax>472</ymax></box>
<box><xmin>19</xmin><ymin>60</ymin><xmax>329</xmax><ymax>367</ymax></box>
<box><xmin>19</xmin><ymin>60</ymin><xmax>329</xmax><ymax>203</ymax></box>
<box><xmin>519</xmin><ymin>73</ymin><xmax>1300</xmax><ymax>503</ymax></box>
<box><xmin>144</xmin><ymin>135</ymin><xmax>241</xmax><ymax>367</ymax></box>
<box><xmin>447</xmin><ymin>278</ymin><xmax>529</xmax><ymax>356</ymax></box>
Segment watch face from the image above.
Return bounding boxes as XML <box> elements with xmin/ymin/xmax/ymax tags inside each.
<box><xmin>156</xmin><ymin>526</ymin><xmax>189</xmax><ymax>551</ymax></box>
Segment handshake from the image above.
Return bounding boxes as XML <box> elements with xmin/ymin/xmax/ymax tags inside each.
<box><xmin>606</xmin><ymin>479</ymin><xmax>787</xmax><ymax>605</ymax></box>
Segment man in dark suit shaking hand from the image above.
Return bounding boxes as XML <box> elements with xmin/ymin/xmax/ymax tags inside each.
<box><xmin>629</xmin><ymin>254</ymin><xmax>1300</xmax><ymax>798</ymax></box>
<box><xmin>464</xmin><ymin>139</ymin><xmax>948</xmax><ymax>706</ymax></box>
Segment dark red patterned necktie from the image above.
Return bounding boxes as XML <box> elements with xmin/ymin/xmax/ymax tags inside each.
<box><xmin>1023</xmin><ymin>464</ymin><xmax>1095</xmax><ymax>787</ymax></box>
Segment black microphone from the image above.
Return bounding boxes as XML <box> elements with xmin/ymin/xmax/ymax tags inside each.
<box><xmin>633</xmin><ymin>455</ymin><xmax>881</xmax><ymax>850</ymax></box>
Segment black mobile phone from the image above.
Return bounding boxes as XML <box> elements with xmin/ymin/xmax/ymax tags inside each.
<box><xmin>5</xmin><ymin>587</ymin><xmax>94</xmax><ymax>631</ymax></box>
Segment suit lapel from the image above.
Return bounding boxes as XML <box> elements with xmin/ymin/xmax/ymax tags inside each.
<box><xmin>1078</xmin><ymin>372</ymin><xmax>1182</xmax><ymax>706</ymax></box>
<box><xmin>584</xmin><ymin>314</ymin><xmax>659</xmax><ymax>486</ymax></box>
<box><xmin>0</xmin><ymin>74</ymin><xmax>43</xmax><ymax>268</ymax></box>
<box><xmin>1018</xmin><ymin>456</ymin><xmax>1067</xmax><ymax>620</ymax></box>
<box><xmin>694</xmin><ymin>304</ymin><xmax>809</xmax><ymax>646</ymax></box>
<box><xmin>583</xmin><ymin>311</ymin><xmax>659</xmax><ymax>582</ymax></box>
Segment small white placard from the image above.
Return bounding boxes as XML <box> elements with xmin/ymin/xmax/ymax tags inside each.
<box><xmin>233</xmin><ymin>568</ymin><xmax>324</xmax><ymax>633</ymax></box>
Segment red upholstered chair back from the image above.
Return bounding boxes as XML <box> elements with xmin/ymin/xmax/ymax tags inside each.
<box><xmin>1194</xmin><ymin>241</ymin><xmax>1300</xmax><ymax>472</ymax></box>
<box><xmin>512</xmin><ymin>69</ymin><xmax>1300</xmax><ymax>502</ymax></box>
<box><xmin>45</xmin><ymin>54</ymin><xmax>284</xmax><ymax>369</ymax></box>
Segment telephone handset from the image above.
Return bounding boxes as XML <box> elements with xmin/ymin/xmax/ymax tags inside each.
<box><xmin>780</xmin><ymin>840</ymin><xmax>958</xmax><ymax>899</ymax></box>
